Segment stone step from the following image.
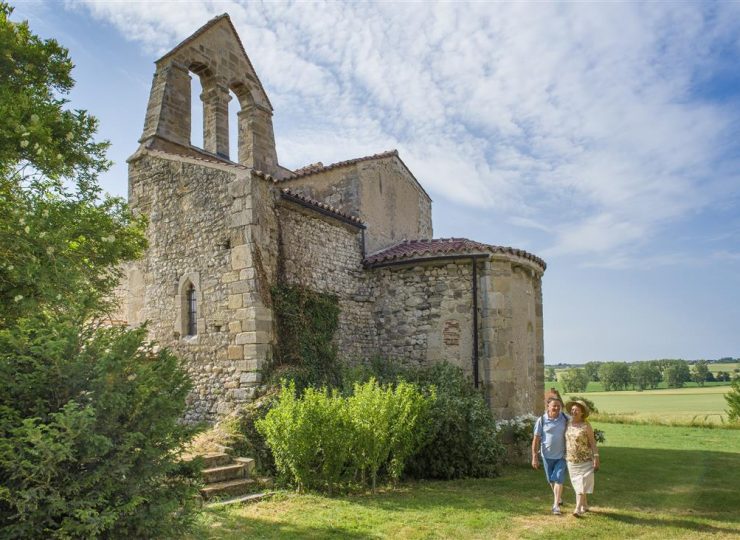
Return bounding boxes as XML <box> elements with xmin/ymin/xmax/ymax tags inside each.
<box><xmin>199</xmin><ymin>452</ymin><xmax>232</xmax><ymax>469</ymax></box>
<box><xmin>200</xmin><ymin>478</ymin><xmax>263</xmax><ymax>501</ymax></box>
<box><xmin>234</xmin><ymin>457</ymin><xmax>256</xmax><ymax>475</ymax></box>
<box><xmin>205</xmin><ymin>492</ymin><xmax>272</xmax><ymax>508</ymax></box>
<box><xmin>203</xmin><ymin>463</ymin><xmax>247</xmax><ymax>484</ymax></box>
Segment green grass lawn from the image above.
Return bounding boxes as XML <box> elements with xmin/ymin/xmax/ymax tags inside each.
<box><xmin>562</xmin><ymin>386</ymin><xmax>732</xmax><ymax>425</ymax></box>
<box><xmin>189</xmin><ymin>422</ymin><xmax>740</xmax><ymax>539</ymax></box>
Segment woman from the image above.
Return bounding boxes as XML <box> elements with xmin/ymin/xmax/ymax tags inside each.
<box><xmin>532</xmin><ymin>390</ymin><xmax>568</xmax><ymax>515</ymax></box>
<box><xmin>565</xmin><ymin>400</ymin><xmax>600</xmax><ymax>516</ymax></box>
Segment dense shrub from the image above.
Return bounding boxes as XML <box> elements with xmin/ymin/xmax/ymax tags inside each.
<box><xmin>256</xmin><ymin>379</ymin><xmax>433</xmax><ymax>493</ymax></box>
<box><xmin>0</xmin><ymin>322</ymin><xmax>200</xmax><ymax>539</ymax></box>
<box><xmin>403</xmin><ymin>363</ymin><xmax>505</xmax><ymax>480</ymax></box>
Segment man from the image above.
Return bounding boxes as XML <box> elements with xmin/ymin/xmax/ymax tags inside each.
<box><xmin>532</xmin><ymin>390</ymin><xmax>569</xmax><ymax>515</ymax></box>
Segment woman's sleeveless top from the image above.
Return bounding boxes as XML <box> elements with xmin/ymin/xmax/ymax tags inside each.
<box><xmin>565</xmin><ymin>422</ymin><xmax>592</xmax><ymax>463</ymax></box>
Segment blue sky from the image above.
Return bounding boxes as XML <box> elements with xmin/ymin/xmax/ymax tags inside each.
<box><xmin>12</xmin><ymin>1</ymin><xmax>740</xmax><ymax>363</ymax></box>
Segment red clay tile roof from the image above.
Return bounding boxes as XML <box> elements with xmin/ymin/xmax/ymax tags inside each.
<box><xmin>281</xmin><ymin>150</ymin><xmax>400</xmax><ymax>180</ymax></box>
<box><xmin>279</xmin><ymin>188</ymin><xmax>365</xmax><ymax>228</ymax></box>
<box><xmin>364</xmin><ymin>238</ymin><xmax>546</xmax><ymax>270</ymax></box>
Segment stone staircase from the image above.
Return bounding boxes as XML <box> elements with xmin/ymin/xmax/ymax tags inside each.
<box><xmin>198</xmin><ymin>452</ymin><xmax>271</xmax><ymax>506</ymax></box>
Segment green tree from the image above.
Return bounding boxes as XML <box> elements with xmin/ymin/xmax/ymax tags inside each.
<box><xmin>0</xmin><ymin>5</ymin><xmax>199</xmax><ymax>537</ymax></box>
<box><xmin>726</xmin><ymin>377</ymin><xmax>740</xmax><ymax>422</ymax></box>
<box><xmin>559</xmin><ymin>368</ymin><xmax>589</xmax><ymax>393</ymax></box>
<box><xmin>546</xmin><ymin>366</ymin><xmax>557</xmax><ymax>382</ymax></box>
<box><xmin>630</xmin><ymin>362</ymin><xmax>662</xmax><ymax>391</ymax></box>
<box><xmin>692</xmin><ymin>361</ymin><xmax>710</xmax><ymax>387</ymax></box>
<box><xmin>584</xmin><ymin>361</ymin><xmax>602</xmax><ymax>382</ymax></box>
<box><xmin>598</xmin><ymin>362</ymin><xmax>632</xmax><ymax>391</ymax></box>
<box><xmin>663</xmin><ymin>360</ymin><xmax>691</xmax><ymax>388</ymax></box>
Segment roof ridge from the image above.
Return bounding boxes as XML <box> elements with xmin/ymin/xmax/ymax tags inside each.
<box><xmin>279</xmin><ymin>187</ymin><xmax>365</xmax><ymax>227</ymax></box>
<box><xmin>364</xmin><ymin>237</ymin><xmax>546</xmax><ymax>270</ymax></box>
<box><xmin>281</xmin><ymin>150</ymin><xmax>399</xmax><ymax>181</ymax></box>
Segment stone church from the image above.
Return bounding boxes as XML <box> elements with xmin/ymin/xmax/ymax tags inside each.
<box><xmin>120</xmin><ymin>14</ymin><xmax>546</xmax><ymax>423</ymax></box>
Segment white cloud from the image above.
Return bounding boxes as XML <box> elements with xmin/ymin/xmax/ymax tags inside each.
<box><xmin>68</xmin><ymin>0</ymin><xmax>740</xmax><ymax>265</ymax></box>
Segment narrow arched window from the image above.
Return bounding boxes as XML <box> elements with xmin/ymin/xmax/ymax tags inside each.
<box><xmin>186</xmin><ymin>283</ymin><xmax>197</xmax><ymax>336</ymax></box>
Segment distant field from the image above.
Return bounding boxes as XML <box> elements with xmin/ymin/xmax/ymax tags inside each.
<box><xmin>546</xmin><ymin>380</ymin><xmax>731</xmax><ymax>395</ymax></box>
<box><xmin>562</xmin><ymin>386</ymin><xmax>732</xmax><ymax>424</ymax></box>
<box><xmin>709</xmin><ymin>362</ymin><xmax>740</xmax><ymax>374</ymax></box>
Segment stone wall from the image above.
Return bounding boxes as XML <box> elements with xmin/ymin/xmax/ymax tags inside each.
<box><xmin>369</xmin><ymin>255</ymin><xmax>544</xmax><ymax>418</ymax></box>
<box><xmin>280</xmin><ymin>155</ymin><xmax>433</xmax><ymax>254</ymax></box>
<box><xmin>277</xmin><ymin>202</ymin><xmax>376</xmax><ymax>361</ymax></box>
<box><xmin>370</xmin><ymin>261</ymin><xmax>476</xmax><ymax>374</ymax></box>
<box><xmin>127</xmin><ymin>151</ymin><xmax>274</xmax><ymax>422</ymax></box>
<box><xmin>480</xmin><ymin>258</ymin><xmax>544</xmax><ymax>418</ymax></box>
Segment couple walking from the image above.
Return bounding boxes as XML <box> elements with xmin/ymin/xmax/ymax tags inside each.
<box><xmin>531</xmin><ymin>389</ymin><xmax>600</xmax><ymax>517</ymax></box>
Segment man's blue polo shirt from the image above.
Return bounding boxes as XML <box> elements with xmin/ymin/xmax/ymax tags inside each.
<box><xmin>533</xmin><ymin>412</ymin><xmax>569</xmax><ymax>459</ymax></box>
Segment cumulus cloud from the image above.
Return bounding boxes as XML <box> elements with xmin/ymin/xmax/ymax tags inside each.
<box><xmin>67</xmin><ymin>0</ymin><xmax>740</xmax><ymax>266</ymax></box>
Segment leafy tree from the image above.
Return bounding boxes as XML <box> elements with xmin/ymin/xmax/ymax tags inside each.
<box><xmin>692</xmin><ymin>361</ymin><xmax>710</xmax><ymax>387</ymax></box>
<box><xmin>584</xmin><ymin>361</ymin><xmax>602</xmax><ymax>382</ymax></box>
<box><xmin>726</xmin><ymin>377</ymin><xmax>740</xmax><ymax>422</ymax></box>
<box><xmin>598</xmin><ymin>362</ymin><xmax>632</xmax><ymax>391</ymax></box>
<box><xmin>546</xmin><ymin>366</ymin><xmax>557</xmax><ymax>382</ymax></box>
<box><xmin>663</xmin><ymin>360</ymin><xmax>691</xmax><ymax>388</ymax></box>
<box><xmin>0</xmin><ymin>5</ymin><xmax>199</xmax><ymax>537</ymax></box>
<box><xmin>630</xmin><ymin>362</ymin><xmax>662</xmax><ymax>391</ymax></box>
<box><xmin>559</xmin><ymin>368</ymin><xmax>589</xmax><ymax>393</ymax></box>
<box><xmin>716</xmin><ymin>371</ymin><xmax>731</xmax><ymax>383</ymax></box>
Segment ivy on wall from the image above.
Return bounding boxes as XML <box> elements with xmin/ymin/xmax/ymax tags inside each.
<box><xmin>269</xmin><ymin>284</ymin><xmax>341</xmax><ymax>389</ymax></box>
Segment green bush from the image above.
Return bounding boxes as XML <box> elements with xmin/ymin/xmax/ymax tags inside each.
<box><xmin>347</xmin><ymin>379</ymin><xmax>433</xmax><ymax>489</ymax></box>
<box><xmin>403</xmin><ymin>363</ymin><xmax>505</xmax><ymax>480</ymax></box>
<box><xmin>726</xmin><ymin>378</ymin><xmax>740</xmax><ymax>422</ymax></box>
<box><xmin>256</xmin><ymin>382</ymin><xmax>351</xmax><ymax>493</ymax></box>
<box><xmin>256</xmin><ymin>379</ymin><xmax>432</xmax><ymax>493</ymax></box>
<box><xmin>0</xmin><ymin>321</ymin><xmax>200</xmax><ymax>539</ymax></box>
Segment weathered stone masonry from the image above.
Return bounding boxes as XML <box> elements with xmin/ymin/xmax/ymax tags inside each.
<box><xmin>120</xmin><ymin>14</ymin><xmax>547</xmax><ymax>423</ymax></box>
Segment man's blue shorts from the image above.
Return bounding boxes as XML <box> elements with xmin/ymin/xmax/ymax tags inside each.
<box><xmin>542</xmin><ymin>456</ymin><xmax>566</xmax><ymax>484</ymax></box>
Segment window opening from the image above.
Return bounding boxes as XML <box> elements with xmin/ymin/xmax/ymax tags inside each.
<box><xmin>186</xmin><ymin>283</ymin><xmax>197</xmax><ymax>336</ymax></box>
<box><xmin>229</xmin><ymin>88</ymin><xmax>239</xmax><ymax>162</ymax></box>
<box><xmin>190</xmin><ymin>72</ymin><xmax>204</xmax><ymax>149</ymax></box>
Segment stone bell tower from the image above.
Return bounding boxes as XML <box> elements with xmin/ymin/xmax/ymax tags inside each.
<box><xmin>138</xmin><ymin>14</ymin><xmax>279</xmax><ymax>174</ymax></box>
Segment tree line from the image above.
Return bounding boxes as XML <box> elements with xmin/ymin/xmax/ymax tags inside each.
<box><xmin>548</xmin><ymin>360</ymin><xmax>738</xmax><ymax>393</ymax></box>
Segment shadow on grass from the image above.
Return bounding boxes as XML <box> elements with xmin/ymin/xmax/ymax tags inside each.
<box><xmin>189</xmin><ymin>510</ymin><xmax>375</xmax><ymax>539</ymax></box>
<box><xmin>598</xmin><ymin>510</ymin><xmax>740</xmax><ymax>536</ymax></box>
<box><xmin>190</xmin><ymin>446</ymin><xmax>740</xmax><ymax>538</ymax></box>
<box><xmin>346</xmin><ymin>447</ymin><xmax>739</xmax><ymax>522</ymax></box>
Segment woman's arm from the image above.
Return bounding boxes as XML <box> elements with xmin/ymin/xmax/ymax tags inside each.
<box><xmin>586</xmin><ymin>424</ymin><xmax>600</xmax><ymax>471</ymax></box>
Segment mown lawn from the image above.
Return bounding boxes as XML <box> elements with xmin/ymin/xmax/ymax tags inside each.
<box><xmin>189</xmin><ymin>422</ymin><xmax>740</xmax><ymax>539</ymax></box>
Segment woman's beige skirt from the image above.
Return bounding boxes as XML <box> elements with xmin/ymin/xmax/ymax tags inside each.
<box><xmin>567</xmin><ymin>460</ymin><xmax>594</xmax><ymax>494</ymax></box>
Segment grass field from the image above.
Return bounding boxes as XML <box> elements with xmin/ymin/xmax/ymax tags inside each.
<box><xmin>708</xmin><ymin>362</ymin><xmax>740</xmax><ymax>375</ymax></box>
<box><xmin>190</xmin><ymin>422</ymin><xmax>740</xmax><ymax>539</ymax></box>
<box><xmin>547</xmin><ymin>380</ymin><xmax>732</xmax><ymax>395</ymax></box>
<box><xmin>561</xmin><ymin>386</ymin><xmax>733</xmax><ymax>425</ymax></box>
